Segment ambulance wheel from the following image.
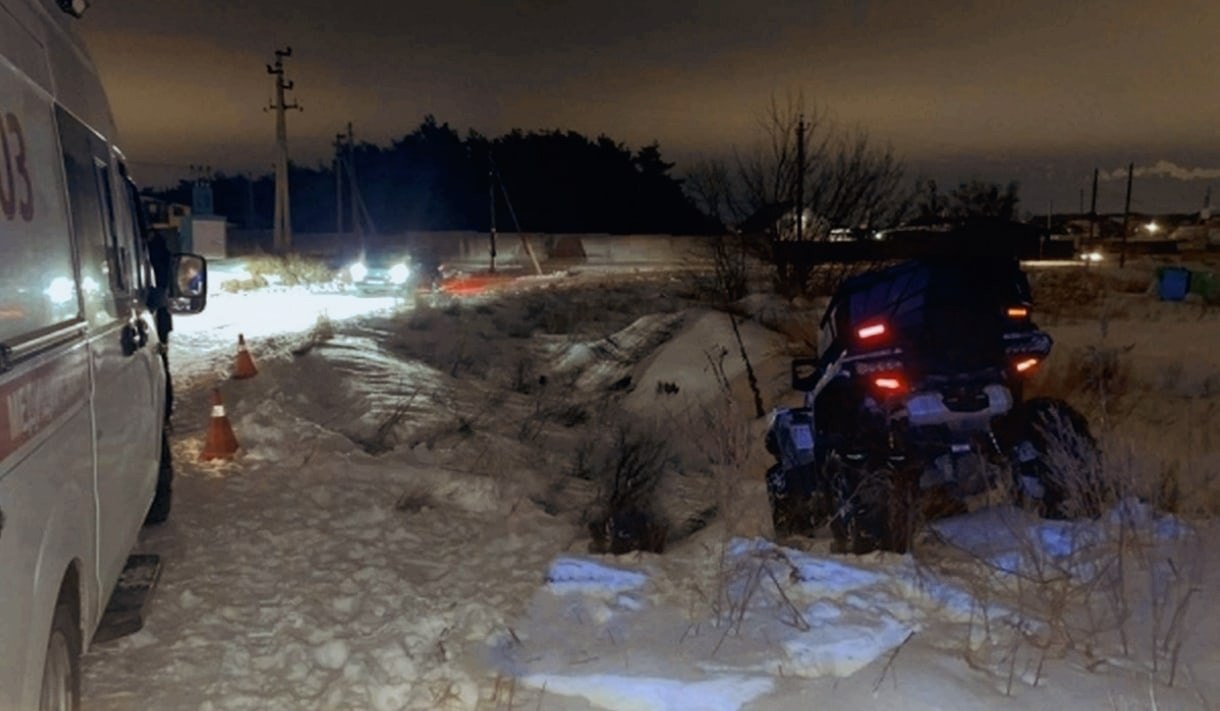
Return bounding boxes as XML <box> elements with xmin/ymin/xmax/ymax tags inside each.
<box><xmin>40</xmin><ymin>586</ymin><xmax>81</xmax><ymax>711</ymax></box>
<box><xmin>144</xmin><ymin>432</ymin><xmax>173</xmax><ymax>526</ymax></box>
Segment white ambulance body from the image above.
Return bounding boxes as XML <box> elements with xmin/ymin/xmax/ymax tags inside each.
<box><xmin>0</xmin><ymin>1</ymin><xmax>205</xmax><ymax>708</ymax></box>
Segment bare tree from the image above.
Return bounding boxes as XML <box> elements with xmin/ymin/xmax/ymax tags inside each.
<box><xmin>685</xmin><ymin>156</ymin><xmax>739</xmax><ymax>228</ymax></box>
<box><xmin>736</xmin><ymin>93</ymin><xmax>831</xmax><ymax>228</ymax></box>
<box><xmin>684</xmin><ymin>91</ymin><xmax>912</xmax><ymax>238</ymax></box>
<box><xmin>819</xmin><ymin>128</ymin><xmax>912</xmax><ymax>229</ymax></box>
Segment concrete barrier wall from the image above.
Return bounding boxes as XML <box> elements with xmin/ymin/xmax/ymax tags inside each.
<box><xmin>227</xmin><ymin>230</ymin><xmax>718</xmax><ymax>268</ymax></box>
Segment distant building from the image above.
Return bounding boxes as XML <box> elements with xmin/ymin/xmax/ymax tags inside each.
<box><xmin>140</xmin><ymin>193</ymin><xmax>229</xmax><ymax>259</ymax></box>
<box><xmin>737</xmin><ymin>201</ymin><xmax>831</xmax><ymax>241</ymax></box>
<box><xmin>140</xmin><ymin>195</ymin><xmax>190</xmax><ymax>232</ymax></box>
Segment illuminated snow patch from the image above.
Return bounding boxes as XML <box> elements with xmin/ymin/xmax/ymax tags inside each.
<box><xmin>780</xmin><ymin>613</ymin><xmax>914</xmax><ymax>678</ymax></box>
<box><xmin>521</xmin><ymin>673</ymin><xmax>774</xmax><ymax>711</ymax></box>
<box><xmin>1034</xmin><ymin>520</ymin><xmax>1102</xmax><ymax>559</ymax></box>
<box><xmin>556</xmin><ymin>342</ymin><xmax>596</xmax><ymax>371</ymax></box>
<box><xmin>789</xmin><ymin>556</ymin><xmax>888</xmax><ymax>597</ymax></box>
<box><xmin>312</xmin><ymin>640</ymin><xmax>350</xmax><ymax>670</ymax></box>
<box><xmin>544</xmin><ymin>557</ymin><xmax>648</xmax><ymax>595</ymax></box>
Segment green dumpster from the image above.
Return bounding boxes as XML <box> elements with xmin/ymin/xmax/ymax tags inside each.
<box><xmin>1190</xmin><ymin>271</ymin><xmax>1220</xmax><ymax>304</ymax></box>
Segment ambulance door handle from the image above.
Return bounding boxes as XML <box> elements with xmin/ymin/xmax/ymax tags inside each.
<box><xmin>120</xmin><ymin>321</ymin><xmax>141</xmax><ymax>356</ymax></box>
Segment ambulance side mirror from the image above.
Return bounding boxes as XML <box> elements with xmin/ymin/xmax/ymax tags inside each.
<box><xmin>169</xmin><ymin>253</ymin><xmax>207</xmax><ymax>314</ymax></box>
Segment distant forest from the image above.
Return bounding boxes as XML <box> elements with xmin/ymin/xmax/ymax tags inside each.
<box><xmin>147</xmin><ymin>117</ymin><xmax>721</xmax><ymax>235</ymax></box>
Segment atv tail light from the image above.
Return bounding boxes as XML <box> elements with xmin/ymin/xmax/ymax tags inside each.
<box><xmin>1006</xmin><ymin>306</ymin><xmax>1030</xmax><ymax>319</ymax></box>
<box><xmin>857</xmin><ymin>322</ymin><xmax>887</xmax><ymax>340</ymax></box>
<box><xmin>873</xmin><ymin>375</ymin><xmax>907</xmax><ymax>392</ymax></box>
<box><xmin>1014</xmin><ymin>357</ymin><xmax>1039</xmax><ymax>373</ymax></box>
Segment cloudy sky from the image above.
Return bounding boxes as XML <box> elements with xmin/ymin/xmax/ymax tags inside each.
<box><xmin>77</xmin><ymin>0</ymin><xmax>1220</xmax><ymax>214</ymax></box>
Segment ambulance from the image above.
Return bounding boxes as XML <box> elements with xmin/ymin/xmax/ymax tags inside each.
<box><xmin>0</xmin><ymin>0</ymin><xmax>206</xmax><ymax>707</ymax></box>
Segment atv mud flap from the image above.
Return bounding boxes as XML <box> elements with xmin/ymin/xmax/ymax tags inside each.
<box><xmin>94</xmin><ymin>554</ymin><xmax>163</xmax><ymax>644</ymax></box>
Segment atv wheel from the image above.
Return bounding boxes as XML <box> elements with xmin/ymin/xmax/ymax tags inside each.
<box><xmin>766</xmin><ymin>464</ymin><xmax>830</xmax><ymax>537</ymax></box>
<box><xmin>1007</xmin><ymin>397</ymin><xmax>1105</xmax><ymax>519</ymax></box>
<box><xmin>885</xmin><ymin>466</ymin><xmax>920</xmax><ymax>554</ymax></box>
<box><xmin>827</xmin><ymin>455</ymin><xmax>879</xmax><ymax>554</ymax></box>
<box><xmin>826</xmin><ymin>455</ymin><xmax>915</xmax><ymax>554</ymax></box>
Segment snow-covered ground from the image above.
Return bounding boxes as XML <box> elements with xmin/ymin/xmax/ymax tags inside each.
<box><xmin>81</xmin><ymin>259</ymin><xmax>1220</xmax><ymax>710</ymax></box>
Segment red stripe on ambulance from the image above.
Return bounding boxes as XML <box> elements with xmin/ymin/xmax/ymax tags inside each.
<box><xmin>0</xmin><ymin>347</ymin><xmax>89</xmax><ymax>461</ymax></box>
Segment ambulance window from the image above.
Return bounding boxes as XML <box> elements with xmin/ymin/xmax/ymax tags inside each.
<box><xmin>126</xmin><ymin>180</ymin><xmax>151</xmax><ymax>292</ymax></box>
<box><xmin>0</xmin><ymin>73</ymin><xmax>79</xmax><ymax>345</ymax></box>
<box><xmin>116</xmin><ymin>162</ymin><xmax>151</xmax><ymax>292</ymax></box>
<box><xmin>56</xmin><ymin>105</ymin><xmax>118</xmax><ymax>326</ymax></box>
<box><xmin>94</xmin><ymin>161</ymin><xmax>129</xmax><ymax>293</ymax></box>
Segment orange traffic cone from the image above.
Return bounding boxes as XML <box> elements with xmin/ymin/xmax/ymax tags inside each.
<box><xmin>199</xmin><ymin>388</ymin><xmax>239</xmax><ymax>461</ymax></box>
<box><xmin>232</xmin><ymin>333</ymin><xmax>258</xmax><ymax>379</ymax></box>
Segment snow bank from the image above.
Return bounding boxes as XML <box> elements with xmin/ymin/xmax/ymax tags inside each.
<box><xmin>521</xmin><ymin>673</ymin><xmax>774</xmax><ymax>711</ymax></box>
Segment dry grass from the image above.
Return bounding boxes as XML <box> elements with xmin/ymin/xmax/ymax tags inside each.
<box><xmin>220</xmin><ymin>253</ymin><xmax>336</xmax><ymax>292</ymax></box>
<box><xmin>1030</xmin><ymin>300</ymin><xmax>1220</xmax><ymax>515</ymax></box>
<box><xmin>394</xmin><ymin>482</ymin><xmax>437</xmax><ymax>513</ymax></box>
<box><xmin>940</xmin><ymin>332</ymin><xmax>1209</xmax><ymax>694</ymax></box>
<box><xmin>290</xmin><ymin>313</ymin><xmax>337</xmax><ymax>357</ymax></box>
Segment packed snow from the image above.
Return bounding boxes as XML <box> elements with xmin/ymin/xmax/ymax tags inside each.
<box><xmin>80</xmin><ymin>258</ymin><xmax>1220</xmax><ymax>710</ymax></box>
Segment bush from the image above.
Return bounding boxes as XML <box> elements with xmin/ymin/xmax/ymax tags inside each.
<box><xmin>220</xmin><ymin>254</ymin><xmax>338</xmax><ymax>293</ymax></box>
<box><xmin>1046</xmin><ymin>344</ymin><xmax>1134</xmax><ymax>420</ymax></box>
<box><xmin>583</xmin><ymin>423</ymin><xmax>675</xmax><ymax>555</ymax></box>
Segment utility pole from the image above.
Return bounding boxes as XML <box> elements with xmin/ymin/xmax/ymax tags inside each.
<box><xmin>244</xmin><ymin>172</ymin><xmax>255</xmax><ymax>230</ymax></box>
<box><xmin>1045</xmin><ymin>199</ymin><xmax>1052</xmax><ymax>260</ymax></box>
<box><xmin>340</xmin><ymin>123</ymin><xmax>378</xmax><ymax>250</ymax></box>
<box><xmin>345</xmin><ymin>123</ymin><xmax>363</xmax><ymax>251</ymax></box>
<box><xmin>333</xmin><ymin>133</ymin><xmax>346</xmax><ymax>236</ymax></box>
<box><xmin>795</xmin><ymin>115</ymin><xmax>806</xmax><ymax>241</ymax></box>
<box><xmin>1121</xmin><ymin>162</ymin><xmax>1133</xmax><ymax>268</ymax></box>
<box><xmin>1087</xmin><ymin>168</ymin><xmax>1099</xmax><ymax>249</ymax></box>
<box><xmin>266</xmin><ymin>46</ymin><xmax>301</xmax><ymax>254</ymax></box>
<box><xmin>488</xmin><ymin>154</ymin><xmax>542</xmax><ymax>276</ymax></box>
<box><xmin>488</xmin><ymin>155</ymin><xmax>497</xmax><ymax>273</ymax></box>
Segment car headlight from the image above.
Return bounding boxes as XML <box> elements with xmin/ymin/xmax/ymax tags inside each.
<box><xmin>349</xmin><ymin>262</ymin><xmax>368</xmax><ymax>282</ymax></box>
<box><xmin>389</xmin><ymin>263</ymin><xmax>411</xmax><ymax>284</ymax></box>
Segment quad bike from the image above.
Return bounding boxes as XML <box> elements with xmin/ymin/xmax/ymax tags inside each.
<box><xmin>765</xmin><ymin>256</ymin><xmax>1103</xmax><ymax>553</ymax></box>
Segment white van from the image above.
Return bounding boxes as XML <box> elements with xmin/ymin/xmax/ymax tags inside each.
<box><xmin>0</xmin><ymin>1</ymin><xmax>206</xmax><ymax>708</ymax></box>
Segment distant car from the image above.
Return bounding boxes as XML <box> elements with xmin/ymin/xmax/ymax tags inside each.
<box><xmin>345</xmin><ymin>251</ymin><xmax>415</xmax><ymax>294</ymax></box>
<box><xmin>345</xmin><ymin>250</ymin><xmax>444</xmax><ymax>295</ymax></box>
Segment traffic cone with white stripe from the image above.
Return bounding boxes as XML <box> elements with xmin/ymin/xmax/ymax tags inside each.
<box><xmin>232</xmin><ymin>334</ymin><xmax>258</xmax><ymax>380</ymax></box>
<box><xmin>199</xmin><ymin>388</ymin><xmax>239</xmax><ymax>461</ymax></box>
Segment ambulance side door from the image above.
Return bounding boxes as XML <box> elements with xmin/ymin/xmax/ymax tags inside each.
<box><xmin>55</xmin><ymin>106</ymin><xmax>159</xmax><ymax>608</ymax></box>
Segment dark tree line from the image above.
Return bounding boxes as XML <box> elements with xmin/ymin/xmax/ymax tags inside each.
<box><xmin>915</xmin><ymin>178</ymin><xmax>1021</xmax><ymax>222</ymax></box>
<box><xmin>147</xmin><ymin>117</ymin><xmax>721</xmax><ymax>235</ymax></box>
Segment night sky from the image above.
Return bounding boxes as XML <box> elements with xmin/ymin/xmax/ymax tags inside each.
<box><xmin>78</xmin><ymin>0</ymin><xmax>1220</xmax><ymax>215</ymax></box>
